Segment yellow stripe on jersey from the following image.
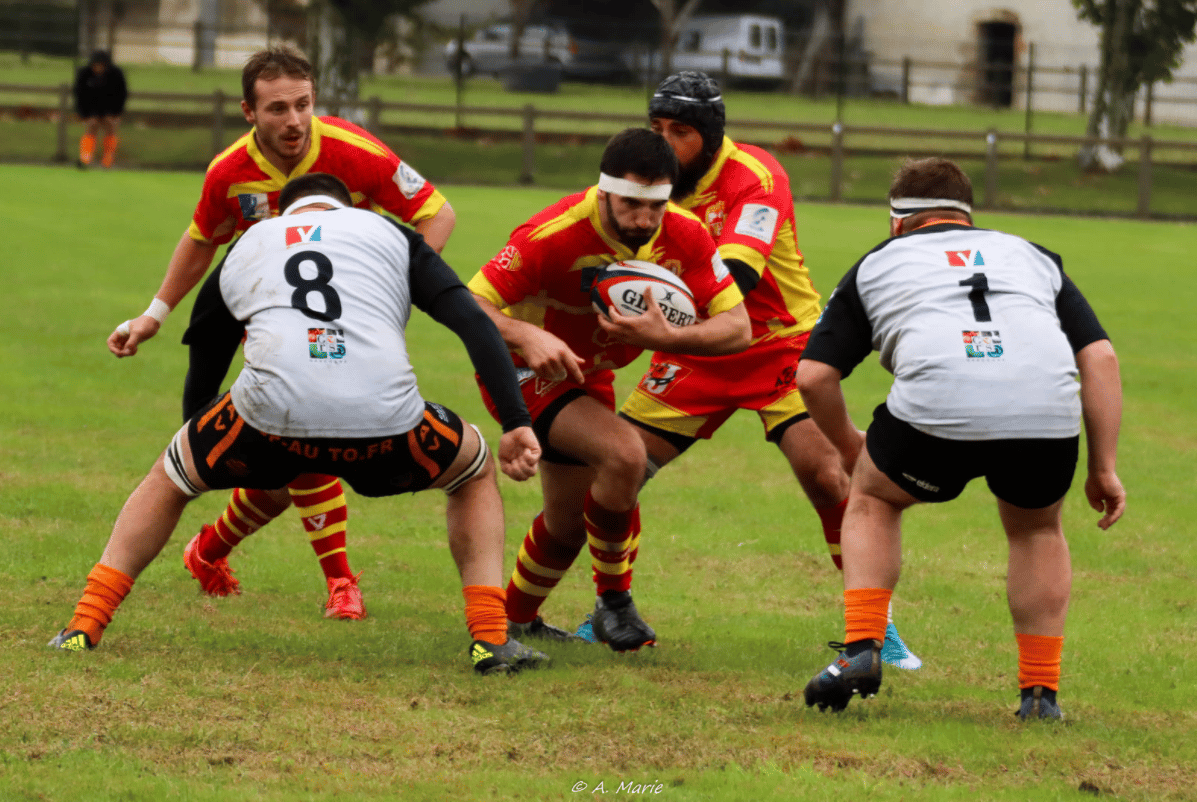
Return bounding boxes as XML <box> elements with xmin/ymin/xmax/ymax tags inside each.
<box><xmin>706</xmin><ymin>283</ymin><xmax>747</xmax><ymax>318</ymax></box>
<box><xmin>314</xmin><ymin>117</ymin><xmax>389</xmax><ymax>159</ymax></box>
<box><xmin>208</xmin><ymin>131</ymin><xmax>254</xmax><ymax>172</ymax></box>
<box><xmin>409</xmin><ymin>191</ymin><xmax>448</xmax><ymax>225</ymax></box>
<box><xmin>719</xmin><ymin>242</ymin><xmax>769</xmax><ymax>275</ymax></box>
<box><xmin>530</xmin><ymin>188</ymin><xmax>596</xmax><ymax>243</ymax></box>
<box><xmin>467</xmin><ymin>273</ymin><xmax>507</xmax><ymax>308</ymax></box>
<box><xmin>727</xmin><ymin>146</ymin><xmax>775</xmax><ymax>193</ymax></box>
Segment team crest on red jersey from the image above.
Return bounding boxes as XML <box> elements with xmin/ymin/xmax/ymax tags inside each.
<box><xmin>493</xmin><ymin>245</ymin><xmax>522</xmax><ymax>272</ymax></box>
<box><xmin>703</xmin><ymin>201</ymin><xmax>726</xmax><ymax>237</ymax></box>
<box><xmin>237</xmin><ymin>192</ymin><xmax>271</xmax><ymax>221</ymax></box>
<box><xmin>640</xmin><ymin>362</ymin><xmax>691</xmax><ymax>396</ymax></box>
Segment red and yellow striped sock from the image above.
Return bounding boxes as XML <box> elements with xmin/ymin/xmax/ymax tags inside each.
<box><xmin>464</xmin><ymin>584</ymin><xmax>508</xmax><ymax>644</ymax></box>
<box><xmin>288</xmin><ymin>474</ymin><xmax>353</xmax><ymax>581</ymax></box>
<box><xmin>67</xmin><ymin>563</ymin><xmax>134</xmax><ymax>646</ymax></box>
<box><xmin>816</xmin><ymin>498</ymin><xmax>848</xmax><ymax>570</ymax></box>
<box><xmin>506</xmin><ymin>513</ymin><xmax>583</xmax><ymax>623</ymax></box>
<box><xmin>1016</xmin><ymin>633</ymin><xmax>1063</xmax><ymax>691</ymax></box>
<box><xmin>584</xmin><ymin>493</ymin><xmax>637</xmax><ymax>595</ymax></box>
<box><xmin>78</xmin><ymin>133</ymin><xmax>96</xmax><ymax>164</ymax></box>
<box><xmin>198</xmin><ymin>487</ymin><xmax>291</xmax><ymax>563</ymax></box>
<box><xmin>100</xmin><ymin>134</ymin><xmax>119</xmax><ymax>167</ymax></box>
<box><xmin>844</xmin><ymin>587</ymin><xmax>891</xmax><ymax>644</ymax></box>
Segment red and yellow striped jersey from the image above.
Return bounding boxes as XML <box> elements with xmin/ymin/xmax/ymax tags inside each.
<box><xmin>677</xmin><ymin>137</ymin><xmax>821</xmax><ymax>343</ymax></box>
<box><xmin>188</xmin><ymin>116</ymin><xmax>447</xmax><ymax>246</ymax></box>
<box><xmin>468</xmin><ymin>186</ymin><xmax>743</xmax><ymax>374</ymax></box>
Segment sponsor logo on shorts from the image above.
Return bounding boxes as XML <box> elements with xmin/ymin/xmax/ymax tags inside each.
<box><xmin>238</xmin><ymin>192</ymin><xmax>271</xmax><ymax>221</ymax></box>
<box><xmin>285</xmin><ymin>224</ymin><xmax>321</xmax><ymax>248</ymax></box>
<box><xmin>963</xmin><ymin>330</ymin><xmax>1003</xmax><ymax>359</ymax></box>
<box><xmin>733</xmin><ymin>203</ymin><xmax>779</xmax><ymax>243</ymax></box>
<box><xmin>393</xmin><ymin>162</ymin><xmax>427</xmax><ymax>199</ymax></box>
<box><xmin>946</xmin><ymin>249</ymin><xmax>985</xmax><ymax>267</ymax></box>
<box><xmin>902</xmin><ymin>472</ymin><xmax>940</xmax><ymax>493</ymax></box>
<box><xmin>775</xmin><ymin>363</ymin><xmax>797</xmax><ymax>391</ymax></box>
<box><xmin>308</xmin><ymin>328</ymin><xmax>346</xmax><ymax>360</ymax></box>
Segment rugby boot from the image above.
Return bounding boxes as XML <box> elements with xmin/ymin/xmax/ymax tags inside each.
<box><xmin>591</xmin><ymin>589</ymin><xmax>656</xmax><ymax>652</ymax></box>
<box><xmin>324</xmin><ymin>573</ymin><xmax>367</xmax><ymax>620</ymax></box>
<box><xmin>184</xmin><ymin>528</ymin><xmax>241</xmax><ymax>596</ymax></box>
<box><xmin>574</xmin><ymin>613</ymin><xmax>597</xmax><ymax>643</ymax></box>
<box><xmin>508</xmin><ymin>615</ymin><xmax>584</xmax><ymax>642</ymax></box>
<box><xmin>1016</xmin><ymin>685</ymin><xmax>1065</xmax><ymax>720</ymax></box>
<box><xmin>48</xmin><ymin>629</ymin><xmax>94</xmax><ymax>652</ymax></box>
<box><xmin>880</xmin><ymin>621</ymin><xmax>922</xmax><ymax>670</ymax></box>
<box><xmin>471</xmin><ymin>637</ymin><xmax>550</xmax><ymax>675</ymax></box>
<box><xmin>804</xmin><ymin>638</ymin><xmax>883</xmax><ymax>712</ymax></box>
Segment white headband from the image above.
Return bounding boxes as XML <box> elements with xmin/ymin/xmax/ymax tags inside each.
<box><xmin>282</xmin><ymin>195</ymin><xmax>348</xmax><ymax>216</ymax></box>
<box><xmin>889</xmin><ymin>197</ymin><xmax>972</xmax><ymax>219</ymax></box>
<box><xmin>597</xmin><ymin>173</ymin><xmax>673</xmax><ymax>200</ymax></box>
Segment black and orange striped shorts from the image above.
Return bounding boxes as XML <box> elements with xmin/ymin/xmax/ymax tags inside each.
<box><xmin>187</xmin><ymin>392</ymin><xmax>466</xmax><ymax>497</ymax></box>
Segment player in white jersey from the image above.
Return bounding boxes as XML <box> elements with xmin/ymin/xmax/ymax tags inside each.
<box><xmin>49</xmin><ymin>174</ymin><xmax>548</xmax><ymax>676</ymax></box>
<box><xmin>796</xmin><ymin>158</ymin><xmax>1125</xmax><ymax>719</ymax></box>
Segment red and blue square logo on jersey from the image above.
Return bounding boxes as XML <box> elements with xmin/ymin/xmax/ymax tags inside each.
<box><xmin>286</xmin><ymin>225</ymin><xmax>322</xmax><ymax>248</ymax></box>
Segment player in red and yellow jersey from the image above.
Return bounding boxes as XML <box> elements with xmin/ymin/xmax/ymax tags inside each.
<box><xmin>468</xmin><ymin>128</ymin><xmax>749</xmax><ymax>652</ymax></box>
<box><xmin>616</xmin><ymin>72</ymin><xmax>922</xmax><ymax>667</ymax></box>
<box><xmin>101</xmin><ymin>46</ymin><xmax>456</xmax><ymax>621</ymax></box>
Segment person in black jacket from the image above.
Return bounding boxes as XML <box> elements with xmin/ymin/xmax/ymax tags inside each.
<box><xmin>73</xmin><ymin>50</ymin><xmax>127</xmax><ymax>168</ymax></box>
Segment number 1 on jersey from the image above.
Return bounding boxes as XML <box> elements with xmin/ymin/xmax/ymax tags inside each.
<box><xmin>959</xmin><ymin>272</ymin><xmax>991</xmax><ymax>322</ymax></box>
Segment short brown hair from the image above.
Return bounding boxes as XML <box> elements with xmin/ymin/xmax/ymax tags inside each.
<box><xmin>600</xmin><ymin>127</ymin><xmax>679</xmax><ymax>184</ymax></box>
<box><xmin>278</xmin><ymin>173</ymin><xmax>353</xmax><ymax>213</ymax></box>
<box><xmin>242</xmin><ymin>45</ymin><xmax>314</xmax><ymax>108</ymax></box>
<box><xmin>889</xmin><ymin>157</ymin><xmax>973</xmax><ymax>207</ymax></box>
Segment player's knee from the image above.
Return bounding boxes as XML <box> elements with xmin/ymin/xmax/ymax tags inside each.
<box><xmin>598</xmin><ymin>435</ymin><xmax>647</xmax><ymax>489</ymax></box>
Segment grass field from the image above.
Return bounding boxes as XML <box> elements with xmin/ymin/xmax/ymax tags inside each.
<box><xmin>1</xmin><ymin>164</ymin><xmax>1195</xmax><ymax>801</ymax></box>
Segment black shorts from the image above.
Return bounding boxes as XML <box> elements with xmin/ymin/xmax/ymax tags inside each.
<box><xmin>185</xmin><ymin>392</ymin><xmax>466</xmax><ymax>497</ymax></box>
<box><xmin>866</xmin><ymin>403</ymin><xmax>1078</xmax><ymax>509</ymax></box>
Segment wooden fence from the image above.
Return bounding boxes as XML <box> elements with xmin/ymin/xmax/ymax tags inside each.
<box><xmin>5</xmin><ymin>82</ymin><xmax>1196</xmax><ymax>218</ymax></box>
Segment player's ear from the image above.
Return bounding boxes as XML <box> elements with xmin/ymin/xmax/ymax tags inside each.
<box><xmin>241</xmin><ymin>99</ymin><xmax>254</xmax><ymax>123</ymax></box>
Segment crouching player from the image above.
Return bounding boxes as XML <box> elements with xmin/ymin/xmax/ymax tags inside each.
<box><xmin>50</xmin><ymin>174</ymin><xmax>545</xmax><ymax>675</ymax></box>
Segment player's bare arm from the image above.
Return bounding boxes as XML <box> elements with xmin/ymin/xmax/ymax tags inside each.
<box><xmin>1076</xmin><ymin>338</ymin><xmax>1126</xmax><ymax>529</ymax></box>
<box><xmin>107</xmin><ymin>233</ymin><xmax>220</xmax><ymax>358</ymax></box>
<box><xmin>596</xmin><ymin>287</ymin><xmax>750</xmax><ymax>356</ymax></box>
<box><xmin>472</xmin><ymin>294</ymin><xmax>587</xmax><ymax>383</ymax></box>
<box><xmin>414</xmin><ymin>200</ymin><xmax>456</xmax><ymax>254</ymax></box>
<box><xmin>795</xmin><ymin>358</ymin><xmax>866</xmax><ymax>474</ymax></box>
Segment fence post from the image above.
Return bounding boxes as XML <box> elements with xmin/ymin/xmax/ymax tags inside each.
<box><xmin>1023</xmin><ymin>42</ymin><xmax>1034</xmax><ymax>160</ymax></box>
<box><xmin>984</xmin><ymin>130</ymin><xmax>998</xmax><ymax>209</ymax></box>
<box><xmin>721</xmin><ymin>48</ymin><xmax>730</xmax><ymax>87</ymax></box>
<box><xmin>1137</xmin><ymin>134</ymin><xmax>1153</xmax><ymax>218</ymax></box>
<box><xmin>901</xmin><ymin>56</ymin><xmax>910</xmax><ymax>104</ymax></box>
<box><xmin>1144</xmin><ymin>82</ymin><xmax>1154</xmax><ymax>126</ymax></box>
<box><xmin>211</xmin><ymin>89</ymin><xmax>225</xmax><ymax>159</ymax></box>
<box><xmin>367</xmin><ymin>95</ymin><xmax>382</xmax><ymax>134</ymax></box>
<box><xmin>519</xmin><ymin>103</ymin><xmax>536</xmax><ymax>185</ymax></box>
<box><xmin>192</xmin><ymin>20</ymin><xmax>203</xmax><ymax>72</ymax></box>
<box><xmin>55</xmin><ymin>83</ymin><xmax>70</xmax><ymax>163</ymax></box>
<box><xmin>1078</xmin><ymin>64</ymin><xmax>1087</xmax><ymax>115</ymax></box>
<box><xmin>829</xmin><ymin>121</ymin><xmax>843</xmax><ymax>202</ymax></box>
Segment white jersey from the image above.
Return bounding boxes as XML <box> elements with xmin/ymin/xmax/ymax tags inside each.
<box><xmin>805</xmin><ymin>222</ymin><xmax>1107</xmax><ymax>440</ymax></box>
<box><xmin>221</xmin><ymin>207</ymin><xmax>425</xmax><ymax>438</ymax></box>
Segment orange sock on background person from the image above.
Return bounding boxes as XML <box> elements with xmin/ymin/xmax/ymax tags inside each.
<box><xmin>64</xmin><ymin>563</ymin><xmax>134</xmax><ymax>647</ymax></box>
<box><xmin>463</xmin><ymin>585</ymin><xmax>507</xmax><ymax>644</ymax></box>
<box><xmin>101</xmin><ymin>134</ymin><xmax>119</xmax><ymax>168</ymax></box>
<box><xmin>1016</xmin><ymin>633</ymin><xmax>1064</xmax><ymax>691</ymax></box>
<box><xmin>78</xmin><ymin>133</ymin><xmax>96</xmax><ymax>165</ymax></box>
<box><xmin>844</xmin><ymin>587</ymin><xmax>892</xmax><ymax>644</ymax></box>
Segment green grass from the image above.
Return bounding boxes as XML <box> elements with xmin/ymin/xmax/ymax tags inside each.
<box><xmin>1</xmin><ymin>165</ymin><xmax>1195</xmax><ymax>801</ymax></box>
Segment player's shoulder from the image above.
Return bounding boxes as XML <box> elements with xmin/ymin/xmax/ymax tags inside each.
<box><xmin>524</xmin><ymin>189</ymin><xmax>594</xmax><ymax>239</ymax></box>
<box><xmin>720</xmin><ymin>142</ymin><xmax>789</xmax><ymax>197</ymax></box>
<box><xmin>315</xmin><ymin>116</ymin><xmax>395</xmax><ymax>160</ymax></box>
<box><xmin>204</xmin><ymin>132</ymin><xmax>257</xmax><ymax>180</ymax></box>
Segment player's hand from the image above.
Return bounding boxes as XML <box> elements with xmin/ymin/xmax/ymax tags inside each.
<box><xmin>520</xmin><ymin>328</ymin><xmax>587</xmax><ymax>384</ymax></box>
<box><xmin>595</xmin><ymin>286</ymin><xmax>674</xmax><ymax>350</ymax></box>
<box><xmin>498</xmin><ymin>426</ymin><xmax>541</xmax><ymax>481</ymax></box>
<box><xmin>107</xmin><ymin>314</ymin><xmax>161</xmax><ymax>358</ymax></box>
<box><xmin>1085</xmin><ymin>469</ymin><xmax>1125</xmax><ymax>530</ymax></box>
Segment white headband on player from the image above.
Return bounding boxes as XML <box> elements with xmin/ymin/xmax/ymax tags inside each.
<box><xmin>282</xmin><ymin>195</ymin><xmax>348</xmax><ymax>216</ymax></box>
<box><xmin>597</xmin><ymin>173</ymin><xmax>673</xmax><ymax>200</ymax></box>
<box><xmin>889</xmin><ymin>197</ymin><xmax>972</xmax><ymax>219</ymax></box>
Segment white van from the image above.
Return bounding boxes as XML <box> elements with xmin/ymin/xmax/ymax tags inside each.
<box><xmin>626</xmin><ymin>14</ymin><xmax>785</xmax><ymax>82</ymax></box>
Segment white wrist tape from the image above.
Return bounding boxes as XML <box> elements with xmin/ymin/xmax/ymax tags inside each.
<box><xmin>597</xmin><ymin>173</ymin><xmax>672</xmax><ymax>200</ymax></box>
<box><xmin>144</xmin><ymin>297</ymin><xmax>171</xmax><ymax>324</ymax></box>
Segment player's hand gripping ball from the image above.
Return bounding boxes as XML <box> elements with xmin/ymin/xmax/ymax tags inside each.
<box><xmin>591</xmin><ymin>260</ymin><xmax>697</xmax><ymax>326</ymax></box>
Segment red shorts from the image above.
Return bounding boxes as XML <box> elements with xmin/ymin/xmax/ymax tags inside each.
<box><xmin>478</xmin><ymin>367</ymin><xmax>616</xmax><ymax>464</ymax></box>
<box><xmin>619</xmin><ymin>332</ymin><xmax>810</xmax><ymax>442</ymax></box>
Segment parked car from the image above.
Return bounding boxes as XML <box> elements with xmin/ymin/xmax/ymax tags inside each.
<box><xmin>444</xmin><ymin>21</ymin><xmax>632</xmax><ymax>81</ymax></box>
<box><xmin>624</xmin><ymin>14</ymin><xmax>786</xmax><ymax>83</ymax></box>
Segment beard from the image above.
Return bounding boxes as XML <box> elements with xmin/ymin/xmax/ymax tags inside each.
<box><xmin>605</xmin><ymin>194</ymin><xmax>657</xmax><ymax>250</ymax></box>
<box><xmin>670</xmin><ymin>154</ymin><xmax>713</xmax><ymax>203</ymax></box>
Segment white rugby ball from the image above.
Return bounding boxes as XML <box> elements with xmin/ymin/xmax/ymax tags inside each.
<box><xmin>591</xmin><ymin>260</ymin><xmax>697</xmax><ymax>326</ymax></box>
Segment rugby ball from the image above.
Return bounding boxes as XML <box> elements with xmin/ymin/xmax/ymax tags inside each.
<box><xmin>591</xmin><ymin>260</ymin><xmax>697</xmax><ymax>327</ymax></box>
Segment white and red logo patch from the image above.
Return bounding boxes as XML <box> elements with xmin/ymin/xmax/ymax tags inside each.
<box><xmin>286</xmin><ymin>225</ymin><xmax>322</xmax><ymax>248</ymax></box>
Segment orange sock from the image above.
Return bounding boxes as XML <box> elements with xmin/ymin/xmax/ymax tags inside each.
<box><xmin>67</xmin><ymin>563</ymin><xmax>134</xmax><ymax>646</ymax></box>
<box><xmin>816</xmin><ymin>498</ymin><xmax>848</xmax><ymax>570</ymax></box>
<box><xmin>844</xmin><ymin>587</ymin><xmax>891</xmax><ymax>643</ymax></box>
<box><xmin>288</xmin><ymin>474</ymin><xmax>354</xmax><ymax>581</ymax></box>
<box><xmin>101</xmin><ymin>134</ymin><xmax>119</xmax><ymax>167</ymax></box>
<box><xmin>79</xmin><ymin>133</ymin><xmax>96</xmax><ymax>164</ymax></box>
<box><xmin>463</xmin><ymin>584</ymin><xmax>507</xmax><ymax>644</ymax></box>
<box><xmin>1016</xmin><ymin>633</ymin><xmax>1063</xmax><ymax>690</ymax></box>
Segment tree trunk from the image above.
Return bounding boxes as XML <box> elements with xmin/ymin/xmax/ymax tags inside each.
<box><xmin>1079</xmin><ymin>0</ymin><xmax>1138</xmax><ymax>172</ymax></box>
<box><xmin>309</xmin><ymin>0</ymin><xmax>362</xmax><ymax>123</ymax></box>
